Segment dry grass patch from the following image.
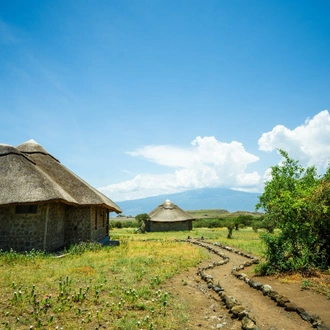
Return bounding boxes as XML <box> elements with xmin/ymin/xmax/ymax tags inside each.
<box><xmin>276</xmin><ymin>271</ymin><xmax>330</xmax><ymax>299</ymax></box>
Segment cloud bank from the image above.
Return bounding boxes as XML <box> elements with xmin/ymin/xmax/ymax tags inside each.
<box><xmin>99</xmin><ymin>136</ymin><xmax>260</xmax><ymax>201</ymax></box>
<box><xmin>99</xmin><ymin>110</ymin><xmax>330</xmax><ymax>202</ymax></box>
<box><xmin>258</xmin><ymin>110</ymin><xmax>330</xmax><ymax>169</ymax></box>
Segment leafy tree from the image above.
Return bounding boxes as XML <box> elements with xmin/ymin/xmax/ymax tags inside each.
<box><xmin>134</xmin><ymin>213</ymin><xmax>150</xmax><ymax>233</ymax></box>
<box><xmin>256</xmin><ymin>149</ymin><xmax>329</xmax><ymax>274</ymax></box>
<box><xmin>234</xmin><ymin>214</ymin><xmax>253</xmax><ymax>230</ymax></box>
<box><xmin>222</xmin><ymin>218</ymin><xmax>235</xmax><ymax>238</ymax></box>
<box><xmin>251</xmin><ymin>215</ymin><xmax>265</xmax><ymax>232</ymax></box>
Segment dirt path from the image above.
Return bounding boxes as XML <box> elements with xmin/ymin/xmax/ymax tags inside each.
<box><xmin>163</xmin><ymin>239</ymin><xmax>330</xmax><ymax>330</ymax></box>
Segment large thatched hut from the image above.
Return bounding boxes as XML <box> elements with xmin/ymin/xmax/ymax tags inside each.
<box><xmin>146</xmin><ymin>199</ymin><xmax>195</xmax><ymax>232</ymax></box>
<box><xmin>0</xmin><ymin>139</ymin><xmax>122</xmax><ymax>252</ymax></box>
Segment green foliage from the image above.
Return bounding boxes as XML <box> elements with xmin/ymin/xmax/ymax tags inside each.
<box><xmin>135</xmin><ymin>213</ymin><xmax>151</xmax><ymax>233</ymax></box>
<box><xmin>193</xmin><ymin>218</ymin><xmax>222</xmax><ymax>228</ymax></box>
<box><xmin>65</xmin><ymin>241</ymin><xmax>103</xmax><ymax>255</ymax></box>
<box><xmin>193</xmin><ymin>215</ymin><xmax>256</xmax><ymax>231</ymax></box>
<box><xmin>233</xmin><ymin>215</ymin><xmax>253</xmax><ymax>230</ymax></box>
<box><xmin>124</xmin><ymin>220</ymin><xmax>139</xmax><ymax>228</ymax></box>
<box><xmin>0</xmin><ymin>248</ymin><xmax>45</xmax><ymax>265</ymax></box>
<box><xmin>256</xmin><ymin>149</ymin><xmax>330</xmax><ymax>274</ymax></box>
<box><xmin>113</xmin><ymin>220</ymin><xmax>123</xmax><ymax>228</ymax></box>
<box><xmin>222</xmin><ymin>218</ymin><xmax>235</xmax><ymax>239</ymax></box>
<box><xmin>110</xmin><ymin>220</ymin><xmax>139</xmax><ymax>229</ymax></box>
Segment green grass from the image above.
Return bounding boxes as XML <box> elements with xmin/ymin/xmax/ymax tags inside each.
<box><xmin>0</xmin><ymin>227</ymin><xmax>264</xmax><ymax>329</ymax></box>
<box><xmin>0</xmin><ymin>240</ymin><xmax>208</xmax><ymax>329</ymax></box>
<box><xmin>111</xmin><ymin>227</ymin><xmax>265</xmax><ymax>257</ymax></box>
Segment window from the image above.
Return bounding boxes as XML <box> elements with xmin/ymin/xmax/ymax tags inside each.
<box><xmin>15</xmin><ymin>204</ymin><xmax>38</xmax><ymax>214</ymax></box>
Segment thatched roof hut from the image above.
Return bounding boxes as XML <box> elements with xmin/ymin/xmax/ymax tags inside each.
<box><xmin>13</xmin><ymin>139</ymin><xmax>121</xmax><ymax>211</ymax></box>
<box><xmin>0</xmin><ymin>139</ymin><xmax>121</xmax><ymax>251</ymax></box>
<box><xmin>146</xmin><ymin>199</ymin><xmax>195</xmax><ymax>232</ymax></box>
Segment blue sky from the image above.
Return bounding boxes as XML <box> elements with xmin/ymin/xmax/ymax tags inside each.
<box><xmin>1</xmin><ymin>0</ymin><xmax>330</xmax><ymax>201</ymax></box>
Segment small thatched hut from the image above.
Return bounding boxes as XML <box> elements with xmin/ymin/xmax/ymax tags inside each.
<box><xmin>146</xmin><ymin>199</ymin><xmax>195</xmax><ymax>232</ymax></box>
<box><xmin>0</xmin><ymin>139</ymin><xmax>122</xmax><ymax>252</ymax></box>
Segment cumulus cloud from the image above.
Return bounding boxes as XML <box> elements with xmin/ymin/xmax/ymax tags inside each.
<box><xmin>99</xmin><ymin>136</ymin><xmax>261</xmax><ymax>201</ymax></box>
<box><xmin>258</xmin><ymin>110</ymin><xmax>330</xmax><ymax>169</ymax></box>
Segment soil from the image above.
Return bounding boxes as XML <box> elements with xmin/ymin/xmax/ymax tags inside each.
<box><xmin>163</xmin><ymin>240</ymin><xmax>330</xmax><ymax>330</ymax></box>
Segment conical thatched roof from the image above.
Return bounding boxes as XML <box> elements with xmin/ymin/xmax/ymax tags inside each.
<box><xmin>0</xmin><ymin>140</ymin><xmax>121</xmax><ymax>213</ymax></box>
<box><xmin>148</xmin><ymin>199</ymin><xmax>194</xmax><ymax>222</ymax></box>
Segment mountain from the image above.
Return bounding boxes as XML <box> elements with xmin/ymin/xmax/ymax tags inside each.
<box><xmin>114</xmin><ymin>188</ymin><xmax>261</xmax><ymax>216</ymax></box>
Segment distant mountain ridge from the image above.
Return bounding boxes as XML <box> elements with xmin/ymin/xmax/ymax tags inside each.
<box><xmin>115</xmin><ymin>188</ymin><xmax>261</xmax><ymax>216</ymax></box>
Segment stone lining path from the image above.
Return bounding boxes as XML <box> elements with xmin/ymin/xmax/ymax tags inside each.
<box><xmin>164</xmin><ymin>239</ymin><xmax>330</xmax><ymax>330</ymax></box>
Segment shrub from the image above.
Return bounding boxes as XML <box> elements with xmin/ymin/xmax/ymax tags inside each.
<box><xmin>256</xmin><ymin>149</ymin><xmax>330</xmax><ymax>273</ymax></box>
<box><xmin>193</xmin><ymin>218</ymin><xmax>222</xmax><ymax>228</ymax></box>
<box><xmin>113</xmin><ymin>221</ymin><xmax>123</xmax><ymax>228</ymax></box>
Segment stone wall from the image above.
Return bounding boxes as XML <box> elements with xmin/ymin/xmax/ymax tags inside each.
<box><xmin>64</xmin><ymin>205</ymin><xmax>91</xmax><ymax>246</ymax></box>
<box><xmin>148</xmin><ymin>220</ymin><xmax>192</xmax><ymax>232</ymax></box>
<box><xmin>0</xmin><ymin>203</ymin><xmax>109</xmax><ymax>252</ymax></box>
<box><xmin>91</xmin><ymin>207</ymin><xmax>109</xmax><ymax>242</ymax></box>
<box><xmin>44</xmin><ymin>202</ymin><xmax>65</xmax><ymax>251</ymax></box>
<box><xmin>0</xmin><ymin>204</ymin><xmax>46</xmax><ymax>251</ymax></box>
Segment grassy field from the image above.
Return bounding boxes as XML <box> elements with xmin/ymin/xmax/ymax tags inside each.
<box><xmin>0</xmin><ymin>227</ymin><xmax>264</xmax><ymax>329</ymax></box>
<box><xmin>111</xmin><ymin>227</ymin><xmax>265</xmax><ymax>257</ymax></box>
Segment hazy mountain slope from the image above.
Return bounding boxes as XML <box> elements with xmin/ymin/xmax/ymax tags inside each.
<box><xmin>115</xmin><ymin>188</ymin><xmax>261</xmax><ymax>216</ymax></box>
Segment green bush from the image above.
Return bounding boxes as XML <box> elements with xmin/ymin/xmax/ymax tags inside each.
<box><xmin>123</xmin><ymin>220</ymin><xmax>139</xmax><ymax>228</ymax></box>
<box><xmin>256</xmin><ymin>149</ymin><xmax>330</xmax><ymax>273</ymax></box>
<box><xmin>193</xmin><ymin>218</ymin><xmax>222</xmax><ymax>228</ymax></box>
<box><xmin>113</xmin><ymin>221</ymin><xmax>123</xmax><ymax>228</ymax></box>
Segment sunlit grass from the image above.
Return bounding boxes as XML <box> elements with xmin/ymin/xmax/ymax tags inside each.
<box><xmin>0</xmin><ymin>227</ymin><xmax>265</xmax><ymax>328</ymax></box>
<box><xmin>0</xmin><ymin>240</ymin><xmax>208</xmax><ymax>329</ymax></box>
<box><xmin>111</xmin><ymin>226</ymin><xmax>265</xmax><ymax>257</ymax></box>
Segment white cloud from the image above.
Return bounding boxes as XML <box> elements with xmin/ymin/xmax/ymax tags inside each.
<box><xmin>258</xmin><ymin>110</ymin><xmax>330</xmax><ymax>169</ymax></box>
<box><xmin>99</xmin><ymin>136</ymin><xmax>261</xmax><ymax>201</ymax></box>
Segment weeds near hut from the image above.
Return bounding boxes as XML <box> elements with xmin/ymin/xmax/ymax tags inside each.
<box><xmin>0</xmin><ymin>237</ymin><xmax>207</xmax><ymax>329</ymax></box>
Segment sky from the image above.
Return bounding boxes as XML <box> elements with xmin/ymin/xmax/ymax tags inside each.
<box><xmin>1</xmin><ymin>0</ymin><xmax>330</xmax><ymax>202</ymax></box>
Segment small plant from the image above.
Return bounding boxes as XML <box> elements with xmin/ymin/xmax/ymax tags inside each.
<box><xmin>150</xmin><ymin>275</ymin><xmax>161</xmax><ymax>287</ymax></box>
<box><xmin>300</xmin><ymin>279</ymin><xmax>312</xmax><ymax>290</ymax></box>
<box><xmin>65</xmin><ymin>241</ymin><xmax>103</xmax><ymax>255</ymax></box>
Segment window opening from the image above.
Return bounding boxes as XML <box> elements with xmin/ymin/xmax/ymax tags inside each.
<box><xmin>15</xmin><ymin>205</ymin><xmax>38</xmax><ymax>214</ymax></box>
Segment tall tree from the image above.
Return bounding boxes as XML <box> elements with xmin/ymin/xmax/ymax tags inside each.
<box><xmin>135</xmin><ymin>213</ymin><xmax>150</xmax><ymax>233</ymax></box>
<box><xmin>256</xmin><ymin>149</ymin><xmax>329</xmax><ymax>274</ymax></box>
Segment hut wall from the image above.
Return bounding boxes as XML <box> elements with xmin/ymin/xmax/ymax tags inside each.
<box><xmin>64</xmin><ymin>206</ymin><xmax>108</xmax><ymax>245</ymax></box>
<box><xmin>45</xmin><ymin>202</ymin><xmax>65</xmax><ymax>251</ymax></box>
<box><xmin>148</xmin><ymin>220</ymin><xmax>192</xmax><ymax>232</ymax></box>
<box><xmin>0</xmin><ymin>204</ymin><xmax>109</xmax><ymax>252</ymax></box>
<box><xmin>64</xmin><ymin>205</ymin><xmax>92</xmax><ymax>245</ymax></box>
<box><xmin>0</xmin><ymin>204</ymin><xmax>46</xmax><ymax>251</ymax></box>
<box><xmin>90</xmin><ymin>207</ymin><xmax>108</xmax><ymax>242</ymax></box>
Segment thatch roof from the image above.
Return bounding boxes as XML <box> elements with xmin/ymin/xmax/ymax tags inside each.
<box><xmin>148</xmin><ymin>199</ymin><xmax>194</xmax><ymax>222</ymax></box>
<box><xmin>0</xmin><ymin>139</ymin><xmax>121</xmax><ymax>213</ymax></box>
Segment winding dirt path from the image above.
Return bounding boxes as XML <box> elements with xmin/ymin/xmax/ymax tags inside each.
<box><xmin>163</xmin><ymin>239</ymin><xmax>330</xmax><ymax>330</ymax></box>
